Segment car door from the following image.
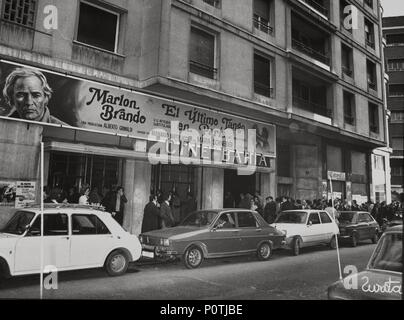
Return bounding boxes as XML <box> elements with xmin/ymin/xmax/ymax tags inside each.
<box><xmin>319</xmin><ymin>211</ymin><xmax>335</xmax><ymax>242</ymax></box>
<box><xmin>14</xmin><ymin>213</ymin><xmax>70</xmax><ymax>274</ymax></box>
<box><xmin>305</xmin><ymin>212</ymin><xmax>323</xmax><ymax>244</ymax></box>
<box><xmin>207</xmin><ymin>212</ymin><xmax>241</xmax><ymax>255</ymax></box>
<box><xmin>357</xmin><ymin>213</ymin><xmax>370</xmax><ymax>240</ymax></box>
<box><xmin>236</xmin><ymin>211</ymin><xmax>263</xmax><ymax>252</ymax></box>
<box><xmin>69</xmin><ymin>213</ymin><xmax>114</xmax><ymax>267</ymax></box>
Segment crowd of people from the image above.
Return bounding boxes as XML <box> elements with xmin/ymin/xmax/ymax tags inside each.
<box><xmin>224</xmin><ymin>192</ymin><xmax>404</xmax><ymax>227</ymax></box>
<box><xmin>43</xmin><ymin>185</ymin><xmax>127</xmax><ymax>225</ymax></box>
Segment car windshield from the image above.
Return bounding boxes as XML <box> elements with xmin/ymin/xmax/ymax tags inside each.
<box><xmin>275</xmin><ymin>211</ymin><xmax>307</xmax><ymax>224</ymax></box>
<box><xmin>339</xmin><ymin>212</ymin><xmax>356</xmax><ymax>223</ymax></box>
<box><xmin>1</xmin><ymin>211</ymin><xmax>35</xmax><ymax>235</ymax></box>
<box><xmin>368</xmin><ymin>232</ymin><xmax>402</xmax><ymax>273</ymax></box>
<box><xmin>180</xmin><ymin>211</ymin><xmax>218</xmax><ymax>227</ymax></box>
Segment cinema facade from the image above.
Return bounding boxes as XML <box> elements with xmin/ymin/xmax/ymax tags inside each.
<box><xmin>0</xmin><ymin>0</ymin><xmax>391</xmax><ymax>234</ymax></box>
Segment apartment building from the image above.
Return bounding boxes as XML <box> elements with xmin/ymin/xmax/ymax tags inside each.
<box><xmin>0</xmin><ymin>0</ymin><xmax>391</xmax><ymax>233</ymax></box>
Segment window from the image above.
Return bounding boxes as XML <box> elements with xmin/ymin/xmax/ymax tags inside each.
<box><xmin>367</xmin><ymin>59</ymin><xmax>377</xmax><ymax>91</ymax></box>
<box><xmin>189</xmin><ymin>26</ymin><xmax>217</xmax><ymax>79</ymax></box>
<box><xmin>364</xmin><ymin>0</ymin><xmax>373</xmax><ymax>9</ymax></box>
<box><xmin>391</xmin><ymin>166</ymin><xmax>403</xmax><ymax>176</ymax></box>
<box><xmin>253</xmin><ymin>0</ymin><xmax>272</xmax><ymax>34</ymax></box>
<box><xmin>358</xmin><ymin>213</ymin><xmax>371</xmax><ymax>223</ymax></box>
<box><xmin>202</xmin><ymin>0</ymin><xmax>220</xmax><ymax>8</ymax></box>
<box><xmin>237</xmin><ymin>212</ymin><xmax>258</xmax><ymax>228</ymax></box>
<box><xmin>31</xmin><ymin>214</ymin><xmax>68</xmax><ymax>236</ymax></box>
<box><xmin>364</xmin><ymin>19</ymin><xmax>375</xmax><ymax>48</ymax></box>
<box><xmin>389</xmin><ymin>84</ymin><xmax>404</xmax><ymax>97</ymax></box>
<box><xmin>374</xmin><ymin>155</ymin><xmax>385</xmax><ymax>171</ymax></box>
<box><xmin>254</xmin><ymin>53</ymin><xmax>273</xmax><ymax>98</ymax></box>
<box><xmin>386</xmin><ymin>33</ymin><xmax>404</xmax><ymax>46</ymax></box>
<box><xmin>388</xmin><ymin>59</ymin><xmax>404</xmax><ymax>71</ymax></box>
<box><xmin>341</xmin><ymin>44</ymin><xmax>353</xmax><ymax>77</ymax></box>
<box><xmin>2</xmin><ymin>0</ymin><xmax>36</xmax><ymax>27</ymax></box>
<box><xmin>343</xmin><ymin>91</ymin><xmax>355</xmax><ymax>125</ymax></box>
<box><xmin>368</xmin><ymin>103</ymin><xmax>379</xmax><ymax>133</ymax></box>
<box><xmin>215</xmin><ymin>212</ymin><xmax>236</xmax><ymax>229</ymax></box>
<box><xmin>308</xmin><ymin>213</ymin><xmax>321</xmax><ymax>225</ymax></box>
<box><xmin>392</xmin><ymin>137</ymin><xmax>404</xmax><ymax>151</ymax></box>
<box><xmin>320</xmin><ymin>212</ymin><xmax>332</xmax><ymax>224</ymax></box>
<box><xmin>391</xmin><ymin>111</ymin><xmax>404</xmax><ymax>122</ymax></box>
<box><xmin>72</xmin><ymin>214</ymin><xmax>111</xmax><ymax>235</ymax></box>
<box><xmin>76</xmin><ymin>1</ymin><xmax>120</xmax><ymax>52</ymax></box>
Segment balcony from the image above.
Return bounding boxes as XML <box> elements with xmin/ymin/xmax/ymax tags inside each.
<box><xmin>254</xmin><ymin>82</ymin><xmax>274</xmax><ymax>98</ymax></box>
<box><xmin>253</xmin><ymin>14</ymin><xmax>273</xmax><ymax>34</ymax></box>
<box><xmin>299</xmin><ymin>0</ymin><xmax>328</xmax><ymax>17</ymax></box>
<box><xmin>292</xmin><ymin>39</ymin><xmax>330</xmax><ymax>65</ymax></box>
<box><xmin>189</xmin><ymin>60</ymin><xmax>218</xmax><ymax>79</ymax></box>
<box><xmin>293</xmin><ymin>96</ymin><xmax>332</xmax><ymax>118</ymax></box>
<box><xmin>342</xmin><ymin>66</ymin><xmax>353</xmax><ymax>77</ymax></box>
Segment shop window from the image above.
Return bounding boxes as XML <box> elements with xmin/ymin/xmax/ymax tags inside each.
<box><xmin>387</xmin><ymin>59</ymin><xmax>404</xmax><ymax>71</ymax></box>
<box><xmin>368</xmin><ymin>102</ymin><xmax>379</xmax><ymax>133</ymax></box>
<box><xmin>253</xmin><ymin>0</ymin><xmax>273</xmax><ymax>34</ymax></box>
<box><xmin>189</xmin><ymin>26</ymin><xmax>217</xmax><ymax>79</ymax></box>
<box><xmin>254</xmin><ymin>52</ymin><xmax>273</xmax><ymax>98</ymax></box>
<box><xmin>364</xmin><ymin>18</ymin><xmax>375</xmax><ymax>48</ymax></box>
<box><xmin>76</xmin><ymin>1</ymin><xmax>120</xmax><ymax>53</ymax></box>
<box><xmin>351</xmin><ymin>151</ymin><xmax>367</xmax><ymax>176</ymax></box>
<box><xmin>343</xmin><ymin>91</ymin><xmax>355</xmax><ymax>125</ymax></box>
<box><xmin>2</xmin><ymin>0</ymin><xmax>36</xmax><ymax>27</ymax></box>
<box><xmin>341</xmin><ymin>43</ymin><xmax>353</xmax><ymax>77</ymax></box>
<box><xmin>389</xmin><ymin>84</ymin><xmax>404</xmax><ymax>97</ymax></box>
<box><xmin>367</xmin><ymin>59</ymin><xmax>377</xmax><ymax>91</ymax></box>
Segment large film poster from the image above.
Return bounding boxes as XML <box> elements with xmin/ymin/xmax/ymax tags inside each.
<box><xmin>0</xmin><ymin>61</ymin><xmax>276</xmax><ymax>157</ymax></box>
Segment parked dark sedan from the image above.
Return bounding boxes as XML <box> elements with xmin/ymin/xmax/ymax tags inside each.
<box><xmin>337</xmin><ymin>211</ymin><xmax>380</xmax><ymax>247</ymax></box>
<box><xmin>328</xmin><ymin>225</ymin><xmax>402</xmax><ymax>300</ymax></box>
<box><xmin>139</xmin><ymin>209</ymin><xmax>286</xmax><ymax>268</ymax></box>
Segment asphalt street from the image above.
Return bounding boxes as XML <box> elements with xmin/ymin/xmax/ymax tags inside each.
<box><xmin>0</xmin><ymin>241</ymin><xmax>376</xmax><ymax>300</ymax></box>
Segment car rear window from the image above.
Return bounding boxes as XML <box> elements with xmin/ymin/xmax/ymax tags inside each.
<box><xmin>237</xmin><ymin>212</ymin><xmax>258</xmax><ymax>228</ymax></box>
<box><xmin>320</xmin><ymin>212</ymin><xmax>332</xmax><ymax>224</ymax></box>
<box><xmin>72</xmin><ymin>214</ymin><xmax>110</xmax><ymax>235</ymax></box>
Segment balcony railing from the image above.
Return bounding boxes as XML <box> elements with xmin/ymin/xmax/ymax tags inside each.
<box><xmin>292</xmin><ymin>39</ymin><xmax>330</xmax><ymax>65</ymax></box>
<box><xmin>342</xmin><ymin>66</ymin><xmax>353</xmax><ymax>77</ymax></box>
<box><xmin>254</xmin><ymin>82</ymin><xmax>274</xmax><ymax>98</ymax></box>
<box><xmin>189</xmin><ymin>60</ymin><xmax>217</xmax><ymax>79</ymax></box>
<box><xmin>253</xmin><ymin>14</ymin><xmax>273</xmax><ymax>34</ymax></box>
<box><xmin>293</xmin><ymin>95</ymin><xmax>332</xmax><ymax>118</ymax></box>
<box><xmin>300</xmin><ymin>0</ymin><xmax>328</xmax><ymax>17</ymax></box>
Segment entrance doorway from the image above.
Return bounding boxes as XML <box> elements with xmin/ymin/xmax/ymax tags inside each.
<box><xmin>224</xmin><ymin>169</ymin><xmax>258</xmax><ymax>207</ymax></box>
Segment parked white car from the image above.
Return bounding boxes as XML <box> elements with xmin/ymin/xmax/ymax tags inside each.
<box><xmin>0</xmin><ymin>204</ymin><xmax>141</xmax><ymax>278</ymax></box>
<box><xmin>271</xmin><ymin>210</ymin><xmax>339</xmax><ymax>255</ymax></box>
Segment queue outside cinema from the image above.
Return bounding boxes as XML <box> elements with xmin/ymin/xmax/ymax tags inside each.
<box><xmin>37</xmin><ymin>185</ymin><xmax>404</xmax><ymax>234</ymax></box>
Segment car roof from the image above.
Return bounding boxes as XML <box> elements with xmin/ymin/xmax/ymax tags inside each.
<box><xmin>280</xmin><ymin>210</ymin><xmax>323</xmax><ymax>213</ymax></box>
<box><xmin>18</xmin><ymin>203</ymin><xmax>106</xmax><ymax>214</ymax></box>
<box><xmin>385</xmin><ymin>224</ymin><xmax>403</xmax><ymax>232</ymax></box>
<box><xmin>338</xmin><ymin>211</ymin><xmax>369</xmax><ymax>214</ymax></box>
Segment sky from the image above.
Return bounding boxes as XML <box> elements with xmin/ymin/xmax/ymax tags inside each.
<box><xmin>380</xmin><ymin>0</ymin><xmax>404</xmax><ymax>17</ymax></box>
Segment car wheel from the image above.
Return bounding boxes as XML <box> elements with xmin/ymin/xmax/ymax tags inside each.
<box><xmin>329</xmin><ymin>235</ymin><xmax>337</xmax><ymax>249</ymax></box>
<box><xmin>105</xmin><ymin>250</ymin><xmax>129</xmax><ymax>276</ymax></box>
<box><xmin>292</xmin><ymin>237</ymin><xmax>300</xmax><ymax>256</ymax></box>
<box><xmin>351</xmin><ymin>233</ymin><xmax>358</xmax><ymax>247</ymax></box>
<box><xmin>257</xmin><ymin>242</ymin><xmax>272</xmax><ymax>261</ymax></box>
<box><xmin>183</xmin><ymin>246</ymin><xmax>203</xmax><ymax>269</ymax></box>
<box><xmin>371</xmin><ymin>232</ymin><xmax>379</xmax><ymax>244</ymax></box>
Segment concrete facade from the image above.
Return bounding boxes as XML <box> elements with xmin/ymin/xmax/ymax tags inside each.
<box><xmin>0</xmin><ymin>0</ymin><xmax>391</xmax><ymax>234</ymax></box>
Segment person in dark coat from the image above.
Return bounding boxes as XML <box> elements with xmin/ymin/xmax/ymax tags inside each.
<box><xmin>181</xmin><ymin>192</ymin><xmax>197</xmax><ymax>221</ymax></box>
<box><xmin>102</xmin><ymin>186</ymin><xmax>127</xmax><ymax>225</ymax></box>
<box><xmin>142</xmin><ymin>195</ymin><xmax>161</xmax><ymax>233</ymax></box>
<box><xmin>264</xmin><ymin>196</ymin><xmax>277</xmax><ymax>224</ymax></box>
<box><xmin>224</xmin><ymin>192</ymin><xmax>235</xmax><ymax>208</ymax></box>
<box><xmin>160</xmin><ymin>193</ymin><xmax>174</xmax><ymax>229</ymax></box>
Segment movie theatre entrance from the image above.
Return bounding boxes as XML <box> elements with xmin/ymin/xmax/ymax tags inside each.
<box><xmin>224</xmin><ymin>169</ymin><xmax>259</xmax><ymax>208</ymax></box>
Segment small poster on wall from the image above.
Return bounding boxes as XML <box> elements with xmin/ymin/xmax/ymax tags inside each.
<box><xmin>15</xmin><ymin>181</ymin><xmax>36</xmax><ymax>209</ymax></box>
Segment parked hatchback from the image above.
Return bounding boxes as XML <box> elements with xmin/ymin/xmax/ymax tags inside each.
<box><xmin>338</xmin><ymin>211</ymin><xmax>380</xmax><ymax>247</ymax></box>
<box><xmin>271</xmin><ymin>210</ymin><xmax>339</xmax><ymax>255</ymax></box>
<box><xmin>140</xmin><ymin>209</ymin><xmax>285</xmax><ymax>269</ymax></box>
<box><xmin>0</xmin><ymin>204</ymin><xmax>142</xmax><ymax>279</ymax></box>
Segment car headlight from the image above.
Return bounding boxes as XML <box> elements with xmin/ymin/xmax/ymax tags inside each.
<box><xmin>159</xmin><ymin>238</ymin><xmax>170</xmax><ymax>246</ymax></box>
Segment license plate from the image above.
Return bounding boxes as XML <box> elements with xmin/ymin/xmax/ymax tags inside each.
<box><xmin>142</xmin><ymin>251</ymin><xmax>154</xmax><ymax>259</ymax></box>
